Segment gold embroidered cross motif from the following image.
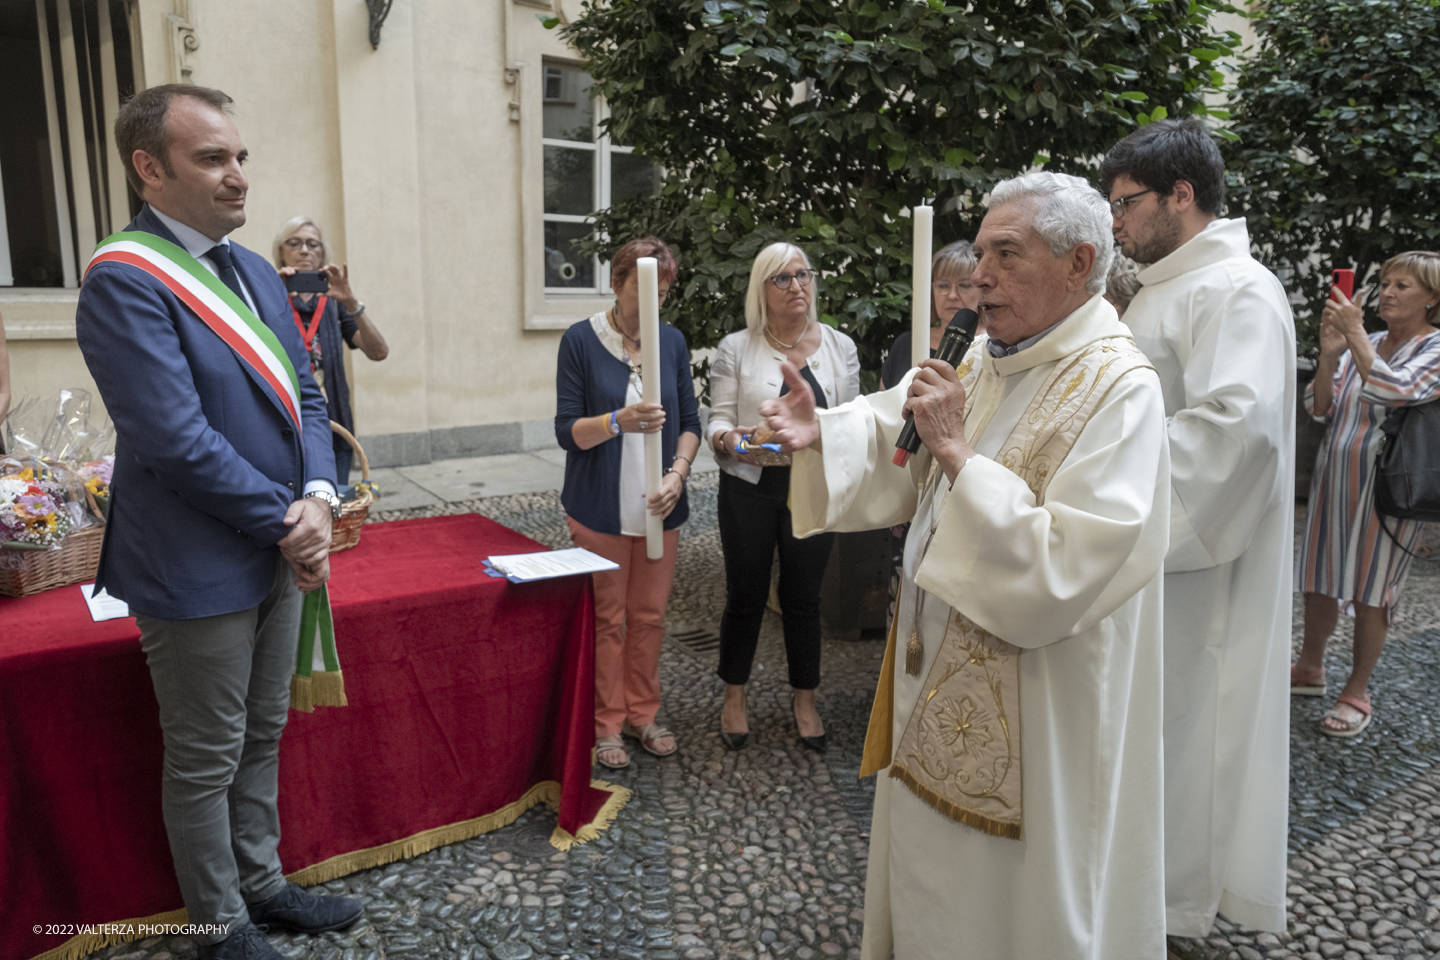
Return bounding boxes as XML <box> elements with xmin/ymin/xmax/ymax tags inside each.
<box><xmin>892</xmin><ymin>616</ymin><xmax>1021</xmax><ymax>835</ymax></box>
<box><xmin>937</xmin><ymin>695</ymin><xmax>995</xmax><ymax>757</ymax></box>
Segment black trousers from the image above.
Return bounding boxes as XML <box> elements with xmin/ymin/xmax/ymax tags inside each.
<box><xmin>716</xmin><ymin>468</ymin><xmax>834</xmax><ymax>690</ymax></box>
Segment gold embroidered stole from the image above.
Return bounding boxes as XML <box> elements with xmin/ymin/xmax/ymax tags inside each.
<box><xmin>864</xmin><ymin>336</ymin><xmax>1154</xmax><ymax>840</ymax></box>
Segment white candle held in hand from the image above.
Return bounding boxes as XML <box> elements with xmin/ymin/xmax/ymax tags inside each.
<box><xmin>911</xmin><ymin>204</ymin><xmax>934</xmax><ymax>369</ymax></box>
<box><xmin>637</xmin><ymin>257</ymin><xmax>665</xmax><ymax>560</ymax></box>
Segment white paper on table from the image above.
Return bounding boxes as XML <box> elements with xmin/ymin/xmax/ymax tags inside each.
<box><xmin>80</xmin><ymin>583</ymin><xmax>130</xmax><ymax>621</ymax></box>
<box><xmin>486</xmin><ymin>547</ymin><xmax>620</xmax><ymax>582</ymax></box>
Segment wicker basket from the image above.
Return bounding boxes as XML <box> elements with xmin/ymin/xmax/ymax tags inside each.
<box><xmin>328</xmin><ymin>421</ymin><xmax>374</xmax><ymax>555</ymax></box>
<box><xmin>0</xmin><ymin>524</ymin><xmax>105</xmax><ymax>598</ymax></box>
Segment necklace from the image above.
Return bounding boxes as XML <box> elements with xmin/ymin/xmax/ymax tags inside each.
<box><xmin>608</xmin><ymin>306</ymin><xmax>641</xmax><ymax>352</ymax></box>
<box><xmin>765</xmin><ymin>319</ymin><xmax>811</xmax><ymax>350</ymax></box>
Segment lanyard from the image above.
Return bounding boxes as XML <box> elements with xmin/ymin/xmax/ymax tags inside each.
<box><xmin>290</xmin><ymin>295</ymin><xmax>328</xmax><ymax>351</ymax></box>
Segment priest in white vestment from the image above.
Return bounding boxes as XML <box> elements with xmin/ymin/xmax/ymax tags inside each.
<box><xmin>1102</xmin><ymin>119</ymin><xmax>1294</xmax><ymax>937</ymax></box>
<box><xmin>760</xmin><ymin>173</ymin><xmax>1172</xmax><ymax>960</ymax></box>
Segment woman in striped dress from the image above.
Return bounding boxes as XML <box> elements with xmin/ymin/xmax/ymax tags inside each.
<box><xmin>1293</xmin><ymin>251</ymin><xmax>1440</xmax><ymax>737</ymax></box>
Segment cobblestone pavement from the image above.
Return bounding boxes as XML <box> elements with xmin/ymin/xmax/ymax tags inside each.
<box><xmin>83</xmin><ymin>486</ymin><xmax>1440</xmax><ymax>960</ymax></box>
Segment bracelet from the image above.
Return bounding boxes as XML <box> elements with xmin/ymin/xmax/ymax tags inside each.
<box><xmin>666</xmin><ymin>466</ymin><xmax>689</xmax><ymax>489</ymax></box>
<box><xmin>349</xmin><ymin>301</ymin><xmax>366</xmax><ymax>318</ymax></box>
<box><xmin>674</xmin><ymin>453</ymin><xmax>693</xmax><ymax>467</ymax></box>
<box><xmin>609</xmin><ymin>410</ymin><xmax>621</xmax><ymax>436</ymax></box>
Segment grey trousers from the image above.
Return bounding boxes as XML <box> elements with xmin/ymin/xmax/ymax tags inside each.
<box><xmin>135</xmin><ymin>557</ymin><xmax>301</xmax><ymax>944</ymax></box>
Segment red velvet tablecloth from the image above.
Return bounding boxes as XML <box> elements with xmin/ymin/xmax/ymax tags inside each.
<box><xmin>1</xmin><ymin>515</ymin><xmax>612</xmax><ymax>960</ymax></box>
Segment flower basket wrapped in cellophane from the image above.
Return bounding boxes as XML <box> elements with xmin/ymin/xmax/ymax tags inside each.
<box><xmin>0</xmin><ymin>391</ymin><xmax>115</xmax><ymax>596</ymax></box>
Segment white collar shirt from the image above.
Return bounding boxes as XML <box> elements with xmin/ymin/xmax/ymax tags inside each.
<box><xmin>149</xmin><ymin>206</ymin><xmax>258</xmax><ymax>315</ymax></box>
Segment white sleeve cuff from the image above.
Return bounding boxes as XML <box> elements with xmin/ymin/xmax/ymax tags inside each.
<box><xmin>304</xmin><ymin>479</ymin><xmax>338</xmax><ymax>498</ymax></box>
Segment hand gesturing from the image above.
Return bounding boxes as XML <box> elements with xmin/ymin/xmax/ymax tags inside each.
<box><xmin>758</xmin><ymin>362</ymin><xmax>821</xmax><ymax>453</ymax></box>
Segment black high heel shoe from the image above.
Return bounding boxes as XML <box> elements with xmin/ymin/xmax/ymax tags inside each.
<box><xmin>720</xmin><ymin>687</ymin><xmax>749</xmax><ymax>750</ymax></box>
<box><xmin>792</xmin><ymin>693</ymin><xmax>828</xmax><ymax>754</ymax></box>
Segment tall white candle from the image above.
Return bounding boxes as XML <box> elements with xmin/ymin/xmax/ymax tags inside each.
<box><xmin>911</xmin><ymin>204</ymin><xmax>934</xmax><ymax>369</ymax></box>
<box><xmin>637</xmin><ymin>257</ymin><xmax>665</xmax><ymax>560</ymax></box>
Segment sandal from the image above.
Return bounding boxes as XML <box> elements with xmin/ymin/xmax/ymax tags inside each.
<box><xmin>1320</xmin><ymin>694</ymin><xmax>1373</xmax><ymax>738</ymax></box>
<box><xmin>1291</xmin><ymin>663</ymin><xmax>1327</xmax><ymax>697</ymax></box>
<box><xmin>595</xmin><ymin>734</ymin><xmax>630</xmax><ymax>769</ymax></box>
<box><xmin>623</xmin><ymin>722</ymin><xmax>678</xmax><ymax>758</ymax></box>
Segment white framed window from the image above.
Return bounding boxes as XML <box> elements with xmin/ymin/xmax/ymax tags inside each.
<box><xmin>541</xmin><ymin>61</ymin><xmax>660</xmax><ymax>296</ymax></box>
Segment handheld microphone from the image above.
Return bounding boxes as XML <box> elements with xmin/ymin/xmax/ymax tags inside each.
<box><xmin>892</xmin><ymin>308</ymin><xmax>980</xmax><ymax>467</ymax></box>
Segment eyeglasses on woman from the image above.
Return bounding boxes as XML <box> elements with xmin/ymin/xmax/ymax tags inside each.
<box><xmin>769</xmin><ymin>269</ymin><xmax>813</xmax><ymax>291</ymax></box>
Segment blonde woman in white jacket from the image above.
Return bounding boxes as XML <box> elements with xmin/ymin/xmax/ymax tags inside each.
<box><xmin>708</xmin><ymin>242</ymin><xmax>860</xmax><ymax>753</ymax></box>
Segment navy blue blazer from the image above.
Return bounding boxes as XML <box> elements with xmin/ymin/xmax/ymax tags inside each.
<box><xmin>75</xmin><ymin>205</ymin><xmax>337</xmax><ymax>619</ymax></box>
<box><xmin>555</xmin><ymin>318</ymin><xmax>701</xmax><ymax>535</ymax></box>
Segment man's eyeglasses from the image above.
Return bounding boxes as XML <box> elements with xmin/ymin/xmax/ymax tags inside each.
<box><xmin>1109</xmin><ymin>189</ymin><xmax>1153</xmax><ymax>219</ymax></box>
<box><xmin>283</xmin><ymin>238</ymin><xmax>324</xmax><ymax>251</ymax></box>
<box><xmin>769</xmin><ymin>269</ymin><xmax>813</xmax><ymax>291</ymax></box>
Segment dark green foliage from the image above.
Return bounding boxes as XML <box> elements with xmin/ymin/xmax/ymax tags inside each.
<box><xmin>556</xmin><ymin>0</ymin><xmax>1239</xmax><ymax>394</ymax></box>
<box><xmin>1224</xmin><ymin>0</ymin><xmax>1440</xmax><ymax>357</ymax></box>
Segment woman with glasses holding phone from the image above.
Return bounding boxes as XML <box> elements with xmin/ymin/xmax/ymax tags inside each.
<box><xmin>708</xmin><ymin>242</ymin><xmax>860</xmax><ymax>753</ymax></box>
<box><xmin>273</xmin><ymin>216</ymin><xmax>389</xmax><ymax>485</ymax></box>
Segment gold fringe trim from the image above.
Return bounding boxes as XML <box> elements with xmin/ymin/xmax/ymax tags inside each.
<box><xmin>889</xmin><ymin>760</ymin><xmax>1023</xmax><ymax>840</ymax></box>
<box><xmin>28</xmin><ymin>908</ymin><xmax>188</xmax><ymax>960</ymax></box>
<box><xmin>28</xmin><ymin>780</ymin><xmax>630</xmax><ymax>960</ymax></box>
<box><xmin>289</xmin><ymin>671</ymin><xmax>348</xmax><ymax>713</ymax></box>
<box><xmin>858</xmin><ymin>614</ymin><xmax>899</xmax><ymax>780</ymax></box>
<box><xmin>549</xmin><ymin>778</ymin><xmax>632</xmax><ymax>851</ymax></box>
<box><xmin>310</xmin><ymin>670</ymin><xmax>348</xmax><ymax>707</ymax></box>
<box><xmin>289</xmin><ymin>673</ymin><xmax>313</xmax><ymax>712</ymax></box>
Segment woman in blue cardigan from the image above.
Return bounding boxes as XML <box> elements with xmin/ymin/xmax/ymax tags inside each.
<box><xmin>555</xmin><ymin>238</ymin><xmax>701</xmax><ymax>770</ymax></box>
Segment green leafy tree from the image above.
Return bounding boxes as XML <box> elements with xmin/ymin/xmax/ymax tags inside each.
<box><xmin>555</xmin><ymin>0</ymin><xmax>1240</xmax><ymax>393</ymax></box>
<box><xmin>1224</xmin><ymin>0</ymin><xmax>1440</xmax><ymax>357</ymax></box>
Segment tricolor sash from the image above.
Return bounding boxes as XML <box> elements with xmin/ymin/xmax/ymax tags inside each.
<box><xmin>291</xmin><ymin>583</ymin><xmax>347</xmax><ymax>711</ymax></box>
<box><xmin>87</xmin><ymin>231</ymin><xmax>303</xmax><ymax>428</ymax></box>
<box><xmin>90</xmin><ymin>231</ymin><xmax>346</xmax><ymax>710</ymax></box>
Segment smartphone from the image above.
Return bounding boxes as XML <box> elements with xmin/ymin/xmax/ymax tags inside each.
<box><xmin>1331</xmin><ymin>268</ymin><xmax>1355</xmax><ymax>302</ymax></box>
<box><xmin>284</xmin><ymin>270</ymin><xmax>329</xmax><ymax>294</ymax></box>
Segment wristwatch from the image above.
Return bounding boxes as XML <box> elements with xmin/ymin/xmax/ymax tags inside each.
<box><xmin>305</xmin><ymin>489</ymin><xmax>343</xmax><ymax>519</ymax></box>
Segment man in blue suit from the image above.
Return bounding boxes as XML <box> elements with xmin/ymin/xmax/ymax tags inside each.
<box><xmin>76</xmin><ymin>84</ymin><xmax>361</xmax><ymax>960</ymax></box>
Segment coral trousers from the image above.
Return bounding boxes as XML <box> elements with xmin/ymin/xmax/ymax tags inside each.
<box><xmin>567</xmin><ymin>516</ymin><xmax>680</xmax><ymax>738</ymax></box>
